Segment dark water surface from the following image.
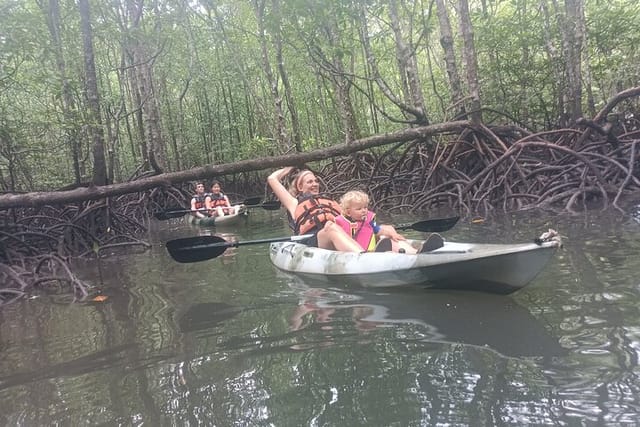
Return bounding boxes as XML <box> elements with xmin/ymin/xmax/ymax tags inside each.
<box><xmin>1</xmin><ymin>208</ymin><xmax>639</xmax><ymax>425</ymax></box>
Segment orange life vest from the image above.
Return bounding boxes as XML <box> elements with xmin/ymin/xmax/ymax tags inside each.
<box><xmin>207</xmin><ymin>193</ymin><xmax>228</xmax><ymax>208</ymax></box>
<box><xmin>192</xmin><ymin>194</ymin><xmax>206</xmax><ymax>210</ymax></box>
<box><xmin>292</xmin><ymin>194</ymin><xmax>342</xmax><ymax>235</ymax></box>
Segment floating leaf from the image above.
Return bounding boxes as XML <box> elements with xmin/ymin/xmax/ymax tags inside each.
<box><xmin>92</xmin><ymin>295</ymin><xmax>108</xmax><ymax>302</ymax></box>
<box><xmin>471</xmin><ymin>217</ymin><xmax>485</xmax><ymax>224</ymax></box>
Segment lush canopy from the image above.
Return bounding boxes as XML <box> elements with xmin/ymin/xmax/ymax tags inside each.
<box><xmin>0</xmin><ymin>0</ymin><xmax>638</xmax><ymax>191</ymax></box>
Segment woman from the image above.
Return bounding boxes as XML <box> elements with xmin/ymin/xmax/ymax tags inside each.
<box><xmin>267</xmin><ymin>167</ymin><xmax>407</xmax><ymax>252</ymax></box>
<box><xmin>205</xmin><ymin>180</ymin><xmax>236</xmax><ymax>217</ymax></box>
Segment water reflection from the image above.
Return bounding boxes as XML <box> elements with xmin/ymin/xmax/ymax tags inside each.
<box><xmin>178</xmin><ymin>302</ymin><xmax>241</xmax><ymax>333</ymax></box>
<box><xmin>283</xmin><ymin>277</ymin><xmax>565</xmax><ymax>358</ymax></box>
<box><xmin>1</xmin><ymin>207</ymin><xmax>639</xmax><ymax>425</ymax></box>
<box><xmin>0</xmin><ymin>343</ymin><xmax>133</xmax><ymax>391</ymax></box>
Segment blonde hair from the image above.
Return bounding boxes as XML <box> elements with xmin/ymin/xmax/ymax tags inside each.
<box><xmin>289</xmin><ymin>169</ymin><xmax>315</xmax><ymax>196</ymax></box>
<box><xmin>339</xmin><ymin>190</ymin><xmax>370</xmax><ymax>212</ymax></box>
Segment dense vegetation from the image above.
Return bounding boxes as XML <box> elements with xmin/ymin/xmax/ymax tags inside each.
<box><xmin>1</xmin><ymin>0</ymin><xmax>638</xmax><ymax>190</ymax></box>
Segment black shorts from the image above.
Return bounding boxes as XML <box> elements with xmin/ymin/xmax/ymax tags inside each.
<box><xmin>298</xmin><ymin>233</ymin><xmax>319</xmax><ymax>247</ymax></box>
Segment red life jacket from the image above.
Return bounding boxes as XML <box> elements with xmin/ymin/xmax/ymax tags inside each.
<box><xmin>192</xmin><ymin>194</ymin><xmax>207</xmax><ymax>210</ymax></box>
<box><xmin>292</xmin><ymin>194</ymin><xmax>342</xmax><ymax>235</ymax></box>
<box><xmin>208</xmin><ymin>192</ymin><xmax>228</xmax><ymax>208</ymax></box>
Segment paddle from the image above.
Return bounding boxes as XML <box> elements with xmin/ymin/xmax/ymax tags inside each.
<box><xmin>154</xmin><ymin>209</ymin><xmax>206</xmax><ymax>220</ymax></box>
<box><xmin>154</xmin><ymin>199</ymin><xmax>282</xmax><ymax>220</ymax></box>
<box><xmin>165</xmin><ymin>216</ymin><xmax>460</xmax><ymax>263</ymax></box>
<box><xmin>395</xmin><ymin>216</ymin><xmax>460</xmax><ymax>233</ymax></box>
<box><xmin>242</xmin><ymin>196</ymin><xmax>263</xmax><ymax>206</ymax></box>
<box><xmin>166</xmin><ymin>234</ymin><xmax>314</xmax><ymax>263</ymax></box>
<box><xmin>256</xmin><ymin>200</ymin><xmax>282</xmax><ymax>211</ymax></box>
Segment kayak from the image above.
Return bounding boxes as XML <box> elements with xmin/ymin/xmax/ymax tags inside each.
<box><xmin>188</xmin><ymin>205</ymin><xmax>247</xmax><ymax>227</ymax></box>
<box><xmin>269</xmin><ymin>233</ymin><xmax>561</xmax><ymax>294</ymax></box>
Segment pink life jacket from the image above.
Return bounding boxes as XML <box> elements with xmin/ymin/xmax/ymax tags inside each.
<box><xmin>335</xmin><ymin>210</ymin><xmax>377</xmax><ymax>251</ymax></box>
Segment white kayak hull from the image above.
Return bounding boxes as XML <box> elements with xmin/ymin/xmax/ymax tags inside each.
<box><xmin>188</xmin><ymin>205</ymin><xmax>247</xmax><ymax>227</ymax></box>
<box><xmin>269</xmin><ymin>238</ymin><xmax>560</xmax><ymax>294</ymax></box>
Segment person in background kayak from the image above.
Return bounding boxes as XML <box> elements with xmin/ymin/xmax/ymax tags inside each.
<box><xmin>190</xmin><ymin>182</ymin><xmax>208</xmax><ymax>219</ymax></box>
<box><xmin>336</xmin><ymin>190</ymin><xmax>420</xmax><ymax>253</ymax></box>
<box><xmin>267</xmin><ymin>167</ymin><xmax>407</xmax><ymax>252</ymax></box>
<box><xmin>205</xmin><ymin>180</ymin><xmax>237</xmax><ymax>217</ymax></box>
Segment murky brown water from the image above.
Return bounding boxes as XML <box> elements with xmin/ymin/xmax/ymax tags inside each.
<box><xmin>1</xmin><ymin>207</ymin><xmax>639</xmax><ymax>425</ymax></box>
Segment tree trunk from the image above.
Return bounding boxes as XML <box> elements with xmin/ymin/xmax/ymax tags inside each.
<box><xmin>252</xmin><ymin>0</ymin><xmax>290</xmax><ymax>151</ymax></box>
<box><xmin>0</xmin><ymin>132</ymin><xmax>18</xmax><ymax>191</ymax></box>
<box><xmin>357</xmin><ymin>1</ymin><xmax>425</xmax><ymax>124</ymax></box>
<box><xmin>577</xmin><ymin>0</ymin><xmax>595</xmax><ymax>117</ymax></box>
<box><xmin>388</xmin><ymin>0</ymin><xmax>427</xmax><ymax>124</ymax></box>
<box><xmin>78</xmin><ymin>0</ymin><xmax>108</xmax><ymax>186</ymax></box>
<box><xmin>539</xmin><ymin>0</ymin><xmax>565</xmax><ymax>127</ymax></box>
<box><xmin>43</xmin><ymin>0</ymin><xmax>82</xmax><ymax>185</ymax></box>
<box><xmin>516</xmin><ymin>0</ymin><xmax>530</xmax><ymax>120</ymax></box>
<box><xmin>562</xmin><ymin>0</ymin><xmax>584</xmax><ymax>122</ymax></box>
<box><xmin>125</xmin><ymin>0</ymin><xmax>167</xmax><ymax>173</ymax></box>
<box><xmin>272</xmin><ymin>0</ymin><xmax>302</xmax><ymax>152</ymax></box>
<box><xmin>321</xmin><ymin>21</ymin><xmax>360</xmax><ymax>143</ymax></box>
<box><xmin>457</xmin><ymin>0</ymin><xmax>483</xmax><ymax>123</ymax></box>
<box><xmin>434</xmin><ymin>0</ymin><xmax>465</xmax><ymax>118</ymax></box>
<box><xmin>0</xmin><ymin>121</ymin><xmax>470</xmax><ymax>209</ymax></box>
<box><xmin>356</xmin><ymin>7</ymin><xmax>380</xmax><ymax>134</ymax></box>
<box><xmin>135</xmin><ymin>51</ymin><xmax>167</xmax><ymax>172</ymax></box>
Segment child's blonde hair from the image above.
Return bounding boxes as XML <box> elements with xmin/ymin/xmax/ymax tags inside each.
<box><xmin>339</xmin><ymin>190</ymin><xmax>370</xmax><ymax>212</ymax></box>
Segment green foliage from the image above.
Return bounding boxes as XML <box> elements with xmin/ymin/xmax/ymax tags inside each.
<box><xmin>237</xmin><ymin>136</ymin><xmax>281</xmax><ymax>160</ymax></box>
<box><xmin>0</xmin><ymin>0</ymin><xmax>638</xmax><ymax>191</ymax></box>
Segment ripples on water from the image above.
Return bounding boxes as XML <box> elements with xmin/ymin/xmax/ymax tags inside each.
<box><xmin>0</xmin><ymin>208</ymin><xmax>639</xmax><ymax>425</ymax></box>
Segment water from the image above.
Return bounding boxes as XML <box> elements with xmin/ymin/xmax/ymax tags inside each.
<box><xmin>0</xmin><ymin>208</ymin><xmax>639</xmax><ymax>425</ymax></box>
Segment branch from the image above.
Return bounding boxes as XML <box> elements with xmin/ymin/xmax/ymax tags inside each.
<box><xmin>0</xmin><ymin>121</ymin><xmax>470</xmax><ymax>209</ymax></box>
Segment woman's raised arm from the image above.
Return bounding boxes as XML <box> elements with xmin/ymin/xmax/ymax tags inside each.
<box><xmin>267</xmin><ymin>167</ymin><xmax>297</xmax><ymax>214</ymax></box>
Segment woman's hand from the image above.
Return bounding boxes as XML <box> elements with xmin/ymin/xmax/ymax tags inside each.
<box><xmin>268</xmin><ymin>166</ymin><xmax>295</xmax><ymax>181</ymax></box>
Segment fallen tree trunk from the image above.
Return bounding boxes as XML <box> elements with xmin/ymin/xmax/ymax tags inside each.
<box><xmin>0</xmin><ymin>121</ymin><xmax>469</xmax><ymax>209</ymax></box>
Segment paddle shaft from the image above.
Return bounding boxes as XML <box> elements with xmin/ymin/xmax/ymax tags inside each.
<box><xmin>169</xmin><ymin>205</ymin><xmax>266</xmax><ymax>215</ymax></box>
<box><xmin>165</xmin><ymin>216</ymin><xmax>460</xmax><ymax>263</ymax></box>
<box><xmin>166</xmin><ymin>233</ymin><xmax>314</xmax><ymax>262</ymax></box>
<box><xmin>155</xmin><ymin>201</ymin><xmax>281</xmax><ymax>220</ymax></box>
<box><xmin>181</xmin><ymin>234</ymin><xmax>314</xmax><ymax>251</ymax></box>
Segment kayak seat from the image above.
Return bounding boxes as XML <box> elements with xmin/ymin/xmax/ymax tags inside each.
<box><xmin>419</xmin><ymin>233</ymin><xmax>445</xmax><ymax>253</ymax></box>
<box><xmin>374</xmin><ymin>238</ymin><xmax>393</xmax><ymax>252</ymax></box>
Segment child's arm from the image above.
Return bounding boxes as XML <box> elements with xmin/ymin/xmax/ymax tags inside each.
<box><xmin>375</xmin><ymin>223</ymin><xmax>407</xmax><ymax>241</ymax></box>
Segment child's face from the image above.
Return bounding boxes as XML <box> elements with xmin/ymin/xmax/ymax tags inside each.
<box><xmin>346</xmin><ymin>201</ymin><xmax>368</xmax><ymax>220</ymax></box>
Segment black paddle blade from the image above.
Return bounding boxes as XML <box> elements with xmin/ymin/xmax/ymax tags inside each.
<box><xmin>166</xmin><ymin>235</ymin><xmax>229</xmax><ymax>263</ymax></box>
<box><xmin>397</xmin><ymin>216</ymin><xmax>460</xmax><ymax>233</ymax></box>
<box><xmin>260</xmin><ymin>200</ymin><xmax>282</xmax><ymax>210</ymax></box>
<box><xmin>243</xmin><ymin>196</ymin><xmax>263</xmax><ymax>206</ymax></box>
<box><xmin>154</xmin><ymin>209</ymin><xmax>188</xmax><ymax>220</ymax></box>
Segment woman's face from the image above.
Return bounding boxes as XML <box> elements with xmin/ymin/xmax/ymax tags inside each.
<box><xmin>297</xmin><ymin>172</ymin><xmax>320</xmax><ymax>194</ymax></box>
<box><xmin>211</xmin><ymin>183</ymin><xmax>221</xmax><ymax>194</ymax></box>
